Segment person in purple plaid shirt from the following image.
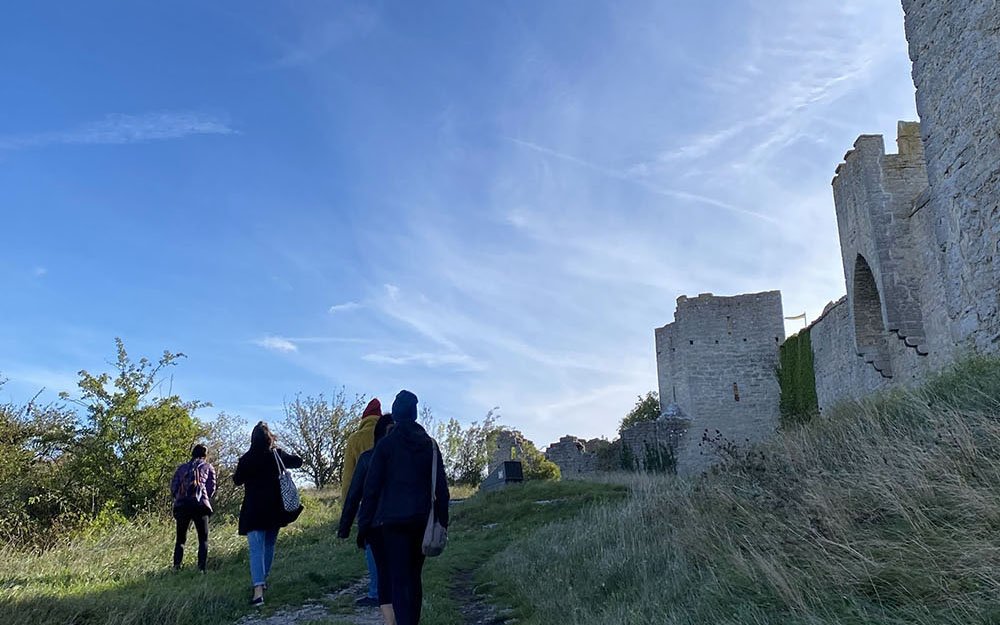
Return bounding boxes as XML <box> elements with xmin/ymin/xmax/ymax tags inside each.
<box><xmin>170</xmin><ymin>444</ymin><xmax>217</xmax><ymax>572</ymax></box>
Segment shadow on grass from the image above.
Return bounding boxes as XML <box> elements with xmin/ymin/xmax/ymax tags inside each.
<box><xmin>3</xmin><ymin>511</ymin><xmax>368</xmax><ymax>625</ymax></box>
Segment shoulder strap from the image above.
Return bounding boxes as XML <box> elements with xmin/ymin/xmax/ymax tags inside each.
<box><xmin>430</xmin><ymin>441</ymin><xmax>438</xmax><ymax>504</ymax></box>
<box><xmin>273</xmin><ymin>449</ymin><xmax>286</xmax><ymax>475</ymax></box>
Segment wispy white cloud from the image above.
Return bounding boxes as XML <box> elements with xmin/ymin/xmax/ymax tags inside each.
<box><xmin>254</xmin><ymin>336</ymin><xmax>298</xmax><ymax>353</ymax></box>
<box><xmin>328</xmin><ymin>301</ymin><xmax>362</xmax><ymax>313</ymax></box>
<box><xmin>0</xmin><ymin>111</ymin><xmax>236</xmax><ymax>150</ymax></box>
<box><xmin>507</xmin><ymin>138</ymin><xmax>778</xmax><ymax>224</ymax></box>
<box><xmin>253</xmin><ymin>335</ymin><xmax>370</xmax><ymax>353</ymax></box>
<box><xmin>268</xmin><ymin>6</ymin><xmax>378</xmax><ymax>69</ymax></box>
<box><xmin>362</xmin><ymin>352</ymin><xmax>485</xmax><ymax>372</ymax></box>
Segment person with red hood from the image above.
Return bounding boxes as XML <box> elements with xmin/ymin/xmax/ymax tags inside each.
<box><xmin>341</xmin><ymin>397</ymin><xmax>383</xmax><ymax>607</ymax></box>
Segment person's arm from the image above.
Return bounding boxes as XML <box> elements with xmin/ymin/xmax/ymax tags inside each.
<box><xmin>337</xmin><ymin>454</ymin><xmax>369</xmax><ymax>538</ymax></box>
<box><xmin>170</xmin><ymin>466</ymin><xmax>181</xmax><ymax>499</ymax></box>
<box><xmin>233</xmin><ymin>456</ymin><xmax>247</xmax><ymax>486</ymax></box>
<box><xmin>277</xmin><ymin>448</ymin><xmax>303</xmax><ymax>469</ymax></box>
<box><xmin>340</xmin><ymin>437</ymin><xmax>359</xmax><ymax>506</ymax></box>
<box><xmin>205</xmin><ymin>464</ymin><xmax>217</xmax><ymax>498</ymax></box>
<box><xmin>357</xmin><ymin>444</ymin><xmax>387</xmax><ymax>536</ymax></box>
<box><xmin>434</xmin><ymin>446</ymin><xmax>450</xmax><ymax>528</ymax></box>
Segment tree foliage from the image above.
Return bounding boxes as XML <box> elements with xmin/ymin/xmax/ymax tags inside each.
<box><xmin>276</xmin><ymin>390</ymin><xmax>366</xmax><ymax>489</ymax></box>
<box><xmin>64</xmin><ymin>339</ymin><xmax>207</xmax><ymax>517</ymax></box>
<box><xmin>421</xmin><ymin>407</ymin><xmax>503</xmax><ymax>486</ymax></box>
<box><xmin>619</xmin><ymin>391</ymin><xmax>660</xmax><ymax>434</ymax></box>
<box><xmin>0</xmin><ymin>339</ymin><xmax>209</xmax><ymax>545</ymax></box>
<box><xmin>200</xmin><ymin>411</ymin><xmax>249</xmax><ymax>514</ymax></box>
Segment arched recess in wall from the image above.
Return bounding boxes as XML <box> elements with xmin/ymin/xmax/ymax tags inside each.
<box><xmin>852</xmin><ymin>254</ymin><xmax>893</xmax><ymax>378</ymax></box>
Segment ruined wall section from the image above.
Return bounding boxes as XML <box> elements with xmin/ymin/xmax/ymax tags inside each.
<box><xmin>832</xmin><ymin>124</ymin><xmax>931</xmax><ymax>376</ymax></box>
<box><xmin>811</xmin><ymin>298</ymin><xmax>892</xmax><ymax>412</ymax></box>
<box><xmin>655</xmin><ymin>291</ymin><xmax>785</xmax><ymax>475</ymax></box>
<box><xmin>543</xmin><ymin>436</ymin><xmax>597</xmax><ymax>477</ymax></box>
<box><xmin>903</xmin><ymin>0</ymin><xmax>1000</xmax><ymax>354</ymax></box>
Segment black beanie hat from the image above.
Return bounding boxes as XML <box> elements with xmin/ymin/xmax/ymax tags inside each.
<box><xmin>391</xmin><ymin>390</ymin><xmax>418</xmax><ymax>423</ymax></box>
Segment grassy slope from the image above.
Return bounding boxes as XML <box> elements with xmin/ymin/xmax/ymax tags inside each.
<box><xmin>1</xmin><ymin>476</ymin><xmax>625</xmax><ymax>625</ymax></box>
<box><xmin>487</xmin><ymin>358</ymin><xmax>1000</xmax><ymax>625</ymax></box>
<box><xmin>419</xmin><ymin>480</ymin><xmax>626</xmax><ymax>625</ymax></box>
<box><xmin>0</xmin><ymin>490</ymin><xmax>366</xmax><ymax>625</ymax></box>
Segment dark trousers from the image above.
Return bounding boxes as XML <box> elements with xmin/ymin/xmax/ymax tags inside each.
<box><xmin>173</xmin><ymin>507</ymin><xmax>209</xmax><ymax>570</ymax></box>
<box><xmin>381</xmin><ymin>522</ymin><xmax>427</xmax><ymax>625</ymax></box>
<box><xmin>368</xmin><ymin>528</ymin><xmax>393</xmax><ymax>605</ymax></box>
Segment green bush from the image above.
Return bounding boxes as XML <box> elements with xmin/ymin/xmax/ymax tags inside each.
<box><xmin>778</xmin><ymin>328</ymin><xmax>818</xmax><ymax>425</ymax></box>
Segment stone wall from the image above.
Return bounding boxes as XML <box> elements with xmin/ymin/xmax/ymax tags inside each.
<box><xmin>544</xmin><ymin>435</ymin><xmax>597</xmax><ymax>477</ymax></box>
<box><xmin>903</xmin><ymin>0</ymin><xmax>1000</xmax><ymax>355</ymax></box>
<box><xmin>642</xmin><ymin>0</ymin><xmax>1000</xmax><ymax>462</ymax></box>
<box><xmin>620</xmin><ymin>417</ymin><xmax>690</xmax><ymax>471</ymax></box>
<box><xmin>654</xmin><ymin>291</ymin><xmax>785</xmax><ymax>476</ymax></box>
<box><xmin>811</xmin><ymin>298</ymin><xmax>892</xmax><ymax>412</ymax></box>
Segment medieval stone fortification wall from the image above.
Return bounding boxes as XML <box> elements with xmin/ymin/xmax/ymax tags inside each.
<box><xmin>904</xmin><ymin>0</ymin><xmax>1000</xmax><ymax>356</ymax></box>
<box><xmin>648</xmin><ymin>291</ymin><xmax>785</xmax><ymax>476</ymax></box>
<box><xmin>547</xmin><ymin>0</ymin><xmax>1000</xmax><ymax>478</ymax></box>
<box><xmin>812</xmin><ymin>0</ymin><xmax>1000</xmax><ymax>410</ymax></box>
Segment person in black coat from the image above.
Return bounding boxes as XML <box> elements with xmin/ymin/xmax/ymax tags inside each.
<box><xmin>338</xmin><ymin>413</ymin><xmax>395</xmax><ymax>623</ymax></box>
<box><xmin>233</xmin><ymin>421</ymin><xmax>303</xmax><ymax>606</ymax></box>
<box><xmin>358</xmin><ymin>390</ymin><xmax>449</xmax><ymax>625</ymax></box>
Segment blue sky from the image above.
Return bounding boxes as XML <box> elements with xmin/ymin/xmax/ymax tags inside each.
<box><xmin>0</xmin><ymin>1</ymin><xmax>917</xmax><ymax>447</ymax></box>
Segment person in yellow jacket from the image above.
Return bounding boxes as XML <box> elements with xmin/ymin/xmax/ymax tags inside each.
<box><xmin>341</xmin><ymin>397</ymin><xmax>383</xmax><ymax>607</ymax></box>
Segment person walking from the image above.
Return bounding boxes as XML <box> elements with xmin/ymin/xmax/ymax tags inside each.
<box><xmin>233</xmin><ymin>421</ymin><xmax>304</xmax><ymax>606</ymax></box>
<box><xmin>338</xmin><ymin>413</ymin><xmax>396</xmax><ymax>625</ymax></box>
<box><xmin>358</xmin><ymin>391</ymin><xmax>449</xmax><ymax>625</ymax></box>
<box><xmin>341</xmin><ymin>397</ymin><xmax>383</xmax><ymax>607</ymax></box>
<box><xmin>170</xmin><ymin>444</ymin><xmax>217</xmax><ymax>573</ymax></box>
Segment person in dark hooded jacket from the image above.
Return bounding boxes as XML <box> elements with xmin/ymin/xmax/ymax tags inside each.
<box><xmin>233</xmin><ymin>421</ymin><xmax>303</xmax><ymax>606</ymax></box>
<box><xmin>358</xmin><ymin>390</ymin><xmax>448</xmax><ymax>625</ymax></box>
<box><xmin>338</xmin><ymin>413</ymin><xmax>396</xmax><ymax>623</ymax></box>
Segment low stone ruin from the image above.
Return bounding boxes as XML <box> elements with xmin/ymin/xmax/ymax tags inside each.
<box><xmin>544</xmin><ymin>435</ymin><xmax>597</xmax><ymax>477</ymax></box>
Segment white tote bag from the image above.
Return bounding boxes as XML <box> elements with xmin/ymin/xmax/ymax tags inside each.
<box><xmin>421</xmin><ymin>442</ymin><xmax>448</xmax><ymax>557</ymax></box>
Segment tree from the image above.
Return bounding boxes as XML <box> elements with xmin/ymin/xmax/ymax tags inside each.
<box><xmin>276</xmin><ymin>390</ymin><xmax>366</xmax><ymax>489</ymax></box>
<box><xmin>201</xmin><ymin>411</ymin><xmax>249</xmax><ymax>514</ymax></box>
<box><xmin>420</xmin><ymin>406</ymin><xmax>502</xmax><ymax>486</ymax></box>
<box><xmin>619</xmin><ymin>391</ymin><xmax>660</xmax><ymax>434</ymax></box>
<box><xmin>0</xmin><ymin>381</ymin><xmax>81</xmax><ymax>544</ymax></box>
<box><xmin>63</xmin><ymin>339</ymin><xmax>207</xmax><ymax>517</ymax></box>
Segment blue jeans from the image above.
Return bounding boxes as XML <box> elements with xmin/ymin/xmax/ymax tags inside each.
<box><xmin>247</xmin><ymin>529</ymin><xmax>279</xmax><ymax>587</ymax></box>
<box><xmin>365</xmin><ymin>544</ymin><xmax>378</xmax><ymax>599</ymax></box>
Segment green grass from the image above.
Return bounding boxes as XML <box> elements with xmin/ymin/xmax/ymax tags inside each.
<box><xmin>418</xmin><ymin>479</ymin><xmax>627</xmax><ymax>625</ymax></box>
<box><xmin>485</xmin><ymin>357</ymin><xmax>1000</xmax><ymax>624</ymax></box>
<box><xmin>0</xmin><ymin>490</ymin><xmax>365</xmax><ymax>625</ymax></box>
<box><xmin>0</xmin><ymin>476</ymin><xmax>625</xmax><ymax>625</ymax></box>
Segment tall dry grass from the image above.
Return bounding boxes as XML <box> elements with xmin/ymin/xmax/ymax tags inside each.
<box><xmin>490</xmin><ymin>357</ymin><xmax>1000</xmax><ymax>624</ymax></box>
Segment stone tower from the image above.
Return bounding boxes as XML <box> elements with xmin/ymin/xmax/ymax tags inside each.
<box><xmin>653</xmin><ymin>291</ymin><xmax>785</xmax><ymax>475</ymax></box>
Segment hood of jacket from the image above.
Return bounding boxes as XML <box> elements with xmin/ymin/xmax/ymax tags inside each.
<box><xmin>390</xmin><ymin>419</ymin><xmax>432</xmax><ymax>452</ymax></box>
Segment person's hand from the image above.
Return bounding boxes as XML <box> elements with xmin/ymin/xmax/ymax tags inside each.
<box><xmin>356</xmin><ymin>528</ymin><xmax>367</xmax><ymax>550</ymax></box>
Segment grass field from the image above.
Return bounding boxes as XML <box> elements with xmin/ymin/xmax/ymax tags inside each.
<box><xmin>0</xmin><ymin>490</ymin><xmax>365</xmax><ymax>625</ymax></box>
<box><xmin>486</xmin><ymin>357</ymin><xmax>1000</xmax><ymax>624</ymax></box>
<box><xmin>11</xmin><ymin>358</ymin><xmax>1000</xmax><ymax>625</ymax></box>
<box><xmin>0</xmin><ymin>475</ymin><xmax>625</xmax><ymax>625</ymax></box>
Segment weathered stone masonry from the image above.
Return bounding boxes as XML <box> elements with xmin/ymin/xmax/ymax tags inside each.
<box><xmin>812</xmin><ymin>0</ymin><xmax>1000</xmax><ymax>411</ymax></box>
<box><xmin>644</xmin><ymin>291</ymin><xmax>785</xmax><ymax>476</ymax></box>
<box><xmin>544</xmin><ymin>0</ymin><xmax>1000</xmax><ymax>478</ymax></box>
